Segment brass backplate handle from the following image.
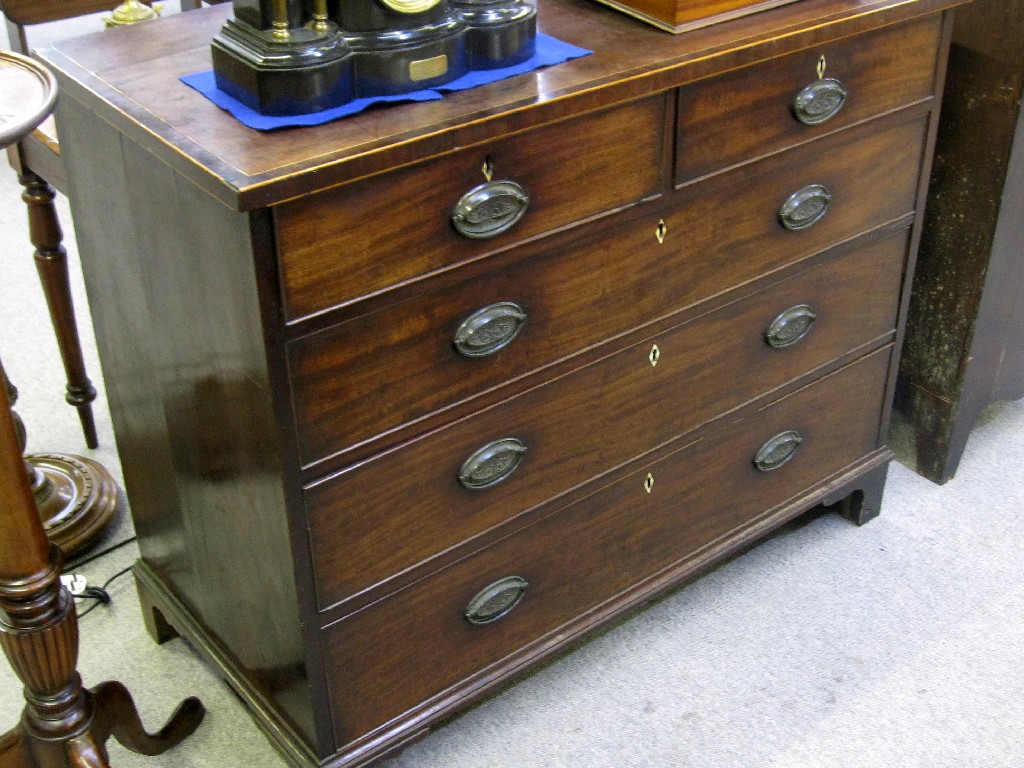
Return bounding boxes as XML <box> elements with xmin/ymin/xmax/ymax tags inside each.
<box><xmin>792</xmin><ymin>77</ymin><xmax>848</xmax><ymax>126</ymax></box>
<box><xmin>458</xmin><ymin>437</ymin><xmax>527</xmax><ymax>489</ymax></box>
<box><xmin>765</xmin><ymin>304</ymin><xmax>817</xmax><ymax>348</ymax></box>
<box><xmin>753</xmin><ymin>430</ymin><xmax>804</xmax><ymax>472</ymax></box>
<box><xmin>465</xmin><ymin>576</ymin><xmax>529</xmax><ymax>625</ymax></box>
<box><xmin>779</xmin><ymin>183</ymin><xmax>832</xmax><ymax>231</ymax></box>
<box><xmin>451</xmin><ymin>180</ymin><xmax>529</xmax><ymax>239</ymax></box>
<box><xmin>453</xmin><ymin>302</ymin><xmax>527</xmax><ymax>358</ymax></box>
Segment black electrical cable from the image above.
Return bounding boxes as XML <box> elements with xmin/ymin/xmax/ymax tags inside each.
<box><xmin>75</xmin><ymin>565</ymin><xmax>134</xmax><ymax>619</ymax></box>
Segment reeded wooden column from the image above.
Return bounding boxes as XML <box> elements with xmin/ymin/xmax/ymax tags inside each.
<box><xmin>0</xmin><ymin>363</ymin><xmax>101</xmax><ymax>767</ymax></box>
<box><xmin>0</xmin><ymin>358</ymin><xmax>206</xmax><ymax>768</ymax></box>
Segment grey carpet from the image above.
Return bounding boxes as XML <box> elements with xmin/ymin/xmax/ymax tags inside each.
<box><xmin>2</xmin><ymin>14</ymin><xmax>1023</xmax><ymax>767</ymax></box>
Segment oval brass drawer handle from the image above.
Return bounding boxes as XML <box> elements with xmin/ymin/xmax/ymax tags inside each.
<box><xmin>458</xmin><ymin>437</ymin><xmax>527</xmax><ymax>489</ymax></box>
<box><xmin>765</xmin><ymin>304</ymin><xmax>817</xmax><ymax>349</ymax></box>
<box><xmin>792</xmin><ymin>78</ymin><xmax>848</xmax><ymax>126</ymax></box>
<box><xmin>464</xmin><ymin>576</ymin><xmax>529</xmax><ymax>625</ymax></box>
<box><xmin>451</xmin><ymin>179</ymin><xmax>529</xmax><ymax>239</ymax></box>
<box><xmin>753</xmin><ymin>430</ymin><xmax>804</xmax><ymax>472</ymax></box>
<box><xmin>453</xmin><ymin>301</ymin><xmax>527</xmax><ymax>358</ymax></box>
<box><xmin>779</xmin><ymin>183</ymin><xmax>832</xmax><ymax>231</ymax></box>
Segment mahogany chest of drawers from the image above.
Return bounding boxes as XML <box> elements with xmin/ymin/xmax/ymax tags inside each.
<box><xmin>38</xmin><ymin>0</ymin><xmax>962</xmax><ymax>765</ymax></box>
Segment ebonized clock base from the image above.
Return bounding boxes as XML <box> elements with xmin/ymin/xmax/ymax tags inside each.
<box><xmin>212</xmin><ymin>0</ymin><xmax>536</xmax><ymax>116</ymax></box>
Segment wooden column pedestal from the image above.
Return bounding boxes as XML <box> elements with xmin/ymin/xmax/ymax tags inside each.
<box><xmin>0</xmin><ymin>351</ymin><xmax>207</xmax><ymax>768</ymax></box>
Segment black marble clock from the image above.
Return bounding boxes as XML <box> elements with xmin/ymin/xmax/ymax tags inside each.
<box><xmin>211</xmin><ymin>0</ymin><xmax>537</xmax><ymax>115</ymax></box>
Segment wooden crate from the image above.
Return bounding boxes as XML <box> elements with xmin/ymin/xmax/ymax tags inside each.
<box><xmin>591</xmin><ymin>0</ymin><xmax>803</xmax><ymax>33</ymax></box>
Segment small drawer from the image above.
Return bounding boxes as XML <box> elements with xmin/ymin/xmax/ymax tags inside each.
<box><xmin>274</xmin><ymin>95</ymin><xmax>670</xmax><ymax>322</ymax></box>
<box><xmin>290</xmin><ymin>116</ymin><xmax>924</xmax><ymax>466</ymax></box>
<box><xmin>305</xmin><ymin>230</ymin><xmax>908</xmax><ymax>611</ymax></box>
<box><xmin>675</xmin><ymin>14</ymin><xmax>942</xmax><ymax>183</ymax></box>
<box><xmin>322</xmin><ymin>347</ymin><xmax>892</xmax><ymax>747</ymax></box>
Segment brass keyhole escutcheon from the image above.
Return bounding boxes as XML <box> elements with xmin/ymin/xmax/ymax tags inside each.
<box><xmin>649</xmin><ymin>344</ymin><xmax>661</xmax><ymax>367</ymax></box>
<box><xmin>644</xmin><ymin>473</ymin><xmax>655</xmax><ymax>494</ymax></box>
<box><xmin>656</xmin><ymin>219</ymin><xmax>667</xmax><ymax>244</ymax></box>
<box><xmin>482</xmin><ymin>156</ymin><xmax>495</xmax><ymax>182</ymax></box>
<box><xmin>816</xmin><ymin>55</ymin><xmax>827</xmax><ymax>79</ymax></box>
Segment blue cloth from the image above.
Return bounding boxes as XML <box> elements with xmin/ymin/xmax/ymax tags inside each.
<box><xmin>180</xmin><ymin>33</ymin><xmax>591</xmax><ymax>131</ymax></box>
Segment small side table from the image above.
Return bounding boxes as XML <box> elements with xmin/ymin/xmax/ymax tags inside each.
<box><xmin>0</xmin><ymin>50</ymin><xmax>204</xmax><ymax>768</ymax></box>
<box><xmin>1</xmin><ymin>54</ymin><xmax>120</xmax><ymax>554</ymax></box>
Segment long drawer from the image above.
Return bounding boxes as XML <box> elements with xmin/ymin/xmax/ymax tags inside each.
<box><xmin>290</xmin><ymin>116</ymin><xmax>926</xmax><ymax>467</ymax></box>
<box><xmin>274</xmin><ymin>95</ymin><xmax>670</xmax><ymax>322</ymax></box>
<box><xmin>322</xmin><ymin>346</ymin><xmax>892</xmax><ymax>746</ymax></box>
<box><xmin>675</xmin><ymin>13</ymin><xmax>942</xmax><ymax>183</ymax></box>
<box><xmin>305</xmin><ymin>230</ymin><xmax>908</xmax><ymax>612</ymax></box>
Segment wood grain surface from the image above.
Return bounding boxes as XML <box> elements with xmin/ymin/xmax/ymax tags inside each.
<box><xmin>37</xmin><ymin>0</ymin><xmax>961</xmax><ymax>208</ymax></box>
<box><xmin>306</xmin><ymin>230</ymin><xmax>906</xmax><ymax>613</ymax></box>
<box><xmin>275</xmin><ymin>94</ymin><xmax>670</xmax><ymax>321</ymax></box>
<box><xmin>675</xmin><ymin>13</ymin><xmax>942</xmax><ymax>182</ymax></box>
<box><xmin>35</xmin><ymin>1</ymin><xmax>958</xmax><ymax>764</ymax></box>
<box><xmin>291</xmin><ymin>114</ymin><xmax>926</xmax><ymax>469</ymax></box>
<box><xmin>322</xmin><ymin>346</ymin><xmax>892</xmax><ymax>746</ymax></box>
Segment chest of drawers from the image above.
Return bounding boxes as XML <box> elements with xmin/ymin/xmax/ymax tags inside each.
<box><xmin>39</xmin><ymin>0</ymin><xmax>961</xmax><ymax>765</ymax></box>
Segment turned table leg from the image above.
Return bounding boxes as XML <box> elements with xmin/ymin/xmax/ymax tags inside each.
<box><xmin>18</xmin><ymin>172</ymin><xmax>98</xmax><ymax>450</ymax></box>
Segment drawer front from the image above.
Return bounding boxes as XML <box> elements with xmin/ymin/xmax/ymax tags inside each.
<box><xmin>323</xmin><ymin>347</ymin><xmax>892</xmax><ymax>746</ymax></box>
<box><xmin>306</xmin><ymin>230</ymin><xmax>907</xmax><ymax>611</ymax></box>
<box><xmin>675</xmin><ymin>14</ymin><xmax>941</xmax><ymax>183</ymax></box>
<box><xmin>291</xmin><ymin>117</ymin><xmax>925</xmax><ymax>466</ymax></box>
<box><xmin>275</xmin><ymin>95</ymin><xmax>669</xmax><ymax>322</ymax></box>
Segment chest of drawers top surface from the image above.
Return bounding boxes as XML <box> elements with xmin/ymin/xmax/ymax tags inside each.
<box><xmin>40</xmin><ymin>0</ymin><xmax>958</xmax><ymax>210</ymax></box>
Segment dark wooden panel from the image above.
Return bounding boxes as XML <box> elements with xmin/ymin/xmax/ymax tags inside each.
<box><xmin>290</xmin><ymin>115</ymin><xmax>924</xmax><ymax>467</ymax></box>
<box><xmin>675</xmin><ymin>14</ymin><xmax>942</xmax><ymax>183</ymax></box>
<box><xmin>323</xmin><ymin>346</ymin><xmax>892</xmax><ymax>745</ymax></box>
<box><xmin>274</xmin><ymin>94</ymin><xmax>670</xmax><ymax>321</ymax></box>
<box><xmin>893</xmin><ymin>0</ymin><xmax>1024</xmax><ymax>483</ymax></box>
<box><xmin>54</xmin><ymin>92</ymin><xmax>321</xmax><ymax>751</ymax></box>
<box><xmin>306</xmin><ymin>231</ymin><xmax>907</xmax><ymax>612</ymax></box>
